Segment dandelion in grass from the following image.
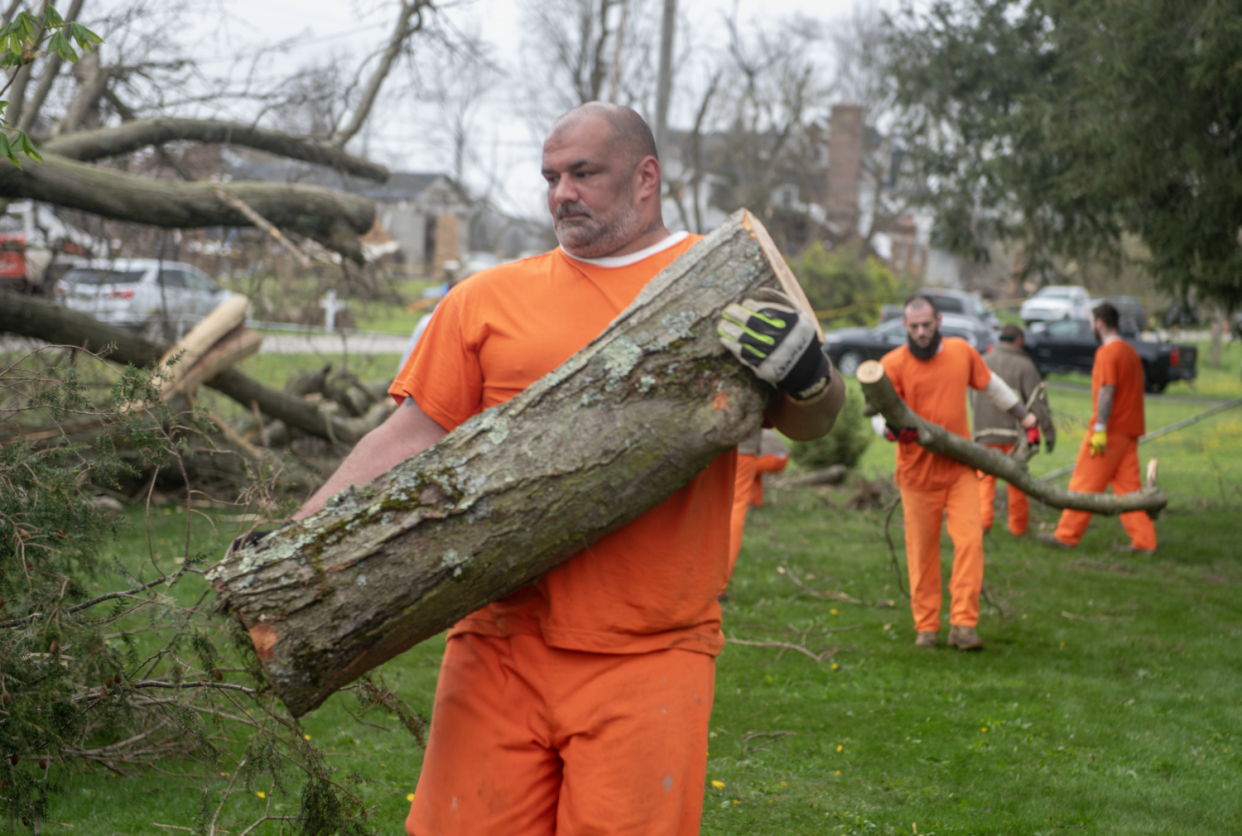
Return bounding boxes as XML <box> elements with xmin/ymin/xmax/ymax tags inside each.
<box><xmin>304</xmin><ymin>734</ymin><xmax>311</xmax><ymax>740</ymax></box>
<box><xmin>256</xmin><ymin>791</ymin><xmax>266</xmax><ymax>799</ymax></box>
<box><xmin>711</xmin><ymin>780</ymin><xmax>725</xmax><ymax>789</ymax></box>
<box><xmin>407</xmin><ymin>793</ymin><xmax>415</xmax><ymax>802</ymax></box>
<box><xmin>836</xmin><ymin>745</ymin><xmax>843</xmax><ymax>752</ymax></box>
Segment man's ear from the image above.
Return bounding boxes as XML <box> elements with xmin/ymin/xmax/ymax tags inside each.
<box><xmin>634</xmin><ymin>155</ymin><xmax>661</xmax><ymax>201</ymax></box>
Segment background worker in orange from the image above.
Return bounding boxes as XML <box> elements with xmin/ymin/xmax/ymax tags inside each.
<box><xmin>286</xmin><ymin>102</ymin><xmax>845</xmax><ymax>836</ymax></box>
<box><xmin>880</xmin><ymin>296</ymin><xmax>1039</xmax><ymax>650</ymax></box>
<box><xmin>1038</xmin><ymin>303</ymin><xmax>1157</xmax><ymax>552</ymax></box>
<box><xmin>971</xmin><ymin>323</ymin><xmax>1055</xmax><ymax>535</ymax></box>
<box><xmin>728</xmin><ymin>429</ymin><xmax>790</xmax><ymax>574</ymax></box>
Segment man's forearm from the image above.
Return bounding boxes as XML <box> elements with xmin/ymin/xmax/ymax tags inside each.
<box><xmin>766</xmin><ymin>368</ymin><xmax>846</xmax><ymax>441</ymax></box>
<box><xmin>293</xmin><ymin>400</ymin><xmax>449</xmax><ymax>520</ymax></box>
<box><xmin>1094</xmin><ymin>385</ymin><xmax>1115</xmax><ymax>431</ymax></box>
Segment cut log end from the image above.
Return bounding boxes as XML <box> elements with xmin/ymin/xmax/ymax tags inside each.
<box><xmin>855</xmin><ymin>360</ymin><xmax>885</xmax><ymax>385</ymax></box>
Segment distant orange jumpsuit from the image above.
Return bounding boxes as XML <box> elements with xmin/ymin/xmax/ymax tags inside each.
<box><xmin>1053</xmin><ymin>339</ymin><xmax>1157</xmax><ymax>550</ymax></box>
<box><xmin>882</xmin><ymin>338</ymin><xmax>992</xmax><ymax>633</ymax></box>
<box><xmin>728</xmin><ymin>431</ymin><xmax>789</xmax><ymax>573</ymax></box>
<box><xmin>391</xmin><ymin>234</ymin><xmax>733</xmax><ymax>836</ymax></box>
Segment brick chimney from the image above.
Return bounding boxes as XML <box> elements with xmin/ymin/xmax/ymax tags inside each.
<box><xmin>825</xmin><ymin>104</ymin><xmax>864</xmax><ymax>236</ymax></box>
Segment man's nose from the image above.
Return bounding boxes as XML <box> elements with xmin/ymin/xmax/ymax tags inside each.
<box><xmin>551</xmin><ymin>175</ymin><xmax>578</xmax><ymax>204</ymax></box>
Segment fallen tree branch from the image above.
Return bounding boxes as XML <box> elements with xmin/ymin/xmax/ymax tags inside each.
<box><xmin>856</xmin><ymin>361</ymin><xmax>1168</xmax><ymax>516</ymax></box>
<box><xmin>0</xmin><ymin>153</ymin><xmax>374</xmax><ymax>260</ymax></box>
<box><xmin>213</xmin><ymin>186</ymin><xmax>314</xmax><ymax>270</ymax></box>
<box><xmin>42</xmin><ymin>117</ymin><xmax>389</xmax><ymax>182</ymax></box>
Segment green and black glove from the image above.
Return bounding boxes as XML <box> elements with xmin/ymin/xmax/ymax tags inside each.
<box><xmin>718</xmin><ymin>288</ymin><xmax>833</xmax><ymax>400</ymax></box>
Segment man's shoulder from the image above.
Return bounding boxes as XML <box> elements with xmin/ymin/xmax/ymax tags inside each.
<box><xmin>881</xmin><ymin>344</ymin><xmax>910</xmax><ymax>368</ymax></box>
<box><xmin>447</xmin><ymin>251</ymin><xmax>559</xmax><ymax>303</ymax></box>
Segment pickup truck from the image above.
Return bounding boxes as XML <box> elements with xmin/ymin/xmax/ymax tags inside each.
<box><xmin>1024</xmin><ymin>318</ymin><xmax>1196</xmax><ymax>393</ymax></box>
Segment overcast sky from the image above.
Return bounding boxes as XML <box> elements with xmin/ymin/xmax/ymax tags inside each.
<box><xmin>111</xmin><ymin>0</ymin><xmax>876</xmax><ymax>219</ymax></box>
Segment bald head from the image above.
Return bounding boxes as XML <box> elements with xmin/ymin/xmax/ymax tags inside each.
<box><xmin>550</xmin><ymin>102</ymin><xmax>658</xmax><ymax>167</ymax></box>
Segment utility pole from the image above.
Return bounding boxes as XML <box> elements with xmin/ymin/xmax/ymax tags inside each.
<box><xmin>654</xmin><ymin>0</ymin><xmax>677</xmax><ymax>161</ymax></box>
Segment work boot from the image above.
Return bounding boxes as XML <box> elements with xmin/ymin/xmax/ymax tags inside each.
<box><xmin>947</xmin><ymin>625</ymin><xmax>984</xmax><ymax>650</ymax></box>
<box><xmin>914</xmin><ymin>631</ymin><xmax>938</xmax><ymax>649</ymax></box>
<box><xmin>1034</xmin><ymin>531</ymin><xmax>1071</xmax><ymax>548</ymax></box>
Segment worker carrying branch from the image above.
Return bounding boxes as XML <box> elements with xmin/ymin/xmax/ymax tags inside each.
<box><xmin>971</xmin><ymin>323</ymin><xmax>1056</xmax><ymax>535</ymax></box>
<box><xmin>1037</xmin><ymin>302</ymin><xmax>1157</xmax><ymax>553</ymax></box>
<box><xmin>878</xmin><ymin>295</ymin><xmax>1039</xmax><ymax>650</ymax></box>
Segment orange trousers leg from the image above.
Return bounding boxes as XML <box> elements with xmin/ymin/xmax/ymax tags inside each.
<box><xmin>900</xmin><ymin>468</ymin><xmax>984</xmax><ymax>632</ymax></box>
<box><xmin>728</xmin><ymin>453</ymin><xmax>760</xmax><ymax>575</ymax></box>
<box><xmin>749</xmin><ymin>453</ymin><xmax>789</xmax><ymax>507</ymax></box>
<box><xmin>407</xmin><ymin>633</ymin><xmax>715</xmax><ymax>836</ymax></box>
<box><xmin>1054</xmin><ymin>433</ymin><xmax>1156</xmax><ymax>549</ymax></box>
<box><xmin>977</xmin><ymin>444</ymin><xmax>1029</xmax><ymax>535</ymax></box>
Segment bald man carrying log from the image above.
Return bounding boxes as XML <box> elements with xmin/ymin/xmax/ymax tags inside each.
<box><xmin>282</xmin><ymin>103</ymin><xmax>844</xmax><ymax>835</ymax></box>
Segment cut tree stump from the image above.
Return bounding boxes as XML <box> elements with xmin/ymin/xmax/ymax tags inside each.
<box><xmin>856</xmin><ymin>360</ymin><xmax>1167</xmax><ymax>515</ymax></box>
<box><xmin>207</xmin><ymin>209</ymin><xmax>809</xmax><ymax>717</ymax></box>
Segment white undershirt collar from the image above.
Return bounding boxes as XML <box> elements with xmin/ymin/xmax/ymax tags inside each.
<box><xmin>560</xmin><ymin>230</ymin><xmax>690</xmax><ymax>268</ymax></box>
<box><xmin>1102</xmin><ymin>334</ymin><xmax>1122</xmax><ymax>345</ymax></box>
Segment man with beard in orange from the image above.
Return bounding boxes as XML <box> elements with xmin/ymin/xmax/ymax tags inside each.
<box><xmin>277</xmin><ymin>102</ymin><xmax>844</xmax><ymax>836</ymax></box>
<box><xmin>882</xmin><ymin>295</ymin><xmax>1039</xmax><ymax>650</ymax></box>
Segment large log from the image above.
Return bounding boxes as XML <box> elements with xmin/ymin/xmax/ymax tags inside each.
<box><xmin>206</xmin><ymin>210</ymin><xmax>805</xmax><ymax>717</ymax></box>
<box><xmin>856</xmin><ymin>360</ymin><xmax>1168</xmax><ymax>515</ymax></box>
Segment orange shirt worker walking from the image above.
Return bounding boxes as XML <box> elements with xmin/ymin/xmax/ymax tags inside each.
<box><xmin>272</xmin><ymin>103</ymin><xmax>844</xmax><ymax>836</ymax></box>
<box><xmin>881</xmin><ymin>296</ymin><xmax>1039</xmax><ymax>650</ymax></box>
<box><xmin>1039</xmin><ymin>303</ymin><xmax>1157</xmax><ymax>552</ymax></box>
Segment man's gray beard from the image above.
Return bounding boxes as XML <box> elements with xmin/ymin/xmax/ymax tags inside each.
<box><xmin>557</xmin><ymin>199</ymin><xmax>643</xmax><ymax>259</ymax></box>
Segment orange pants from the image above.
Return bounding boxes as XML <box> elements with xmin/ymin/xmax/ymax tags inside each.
<box><xmin>406</xmin><ymin>633</ymin><xmax>715</xmax><ymax>836</ymax></box>
<box><xmin>1054</xmin><ymin>433</ymin><xmax>1157</xmax><ymax>550</ymax></box>
<box><xmin>900</xmin><ymin>468</ymin><xmax>984</xmax><ymax>632</ymax></box>
<box><xmin>978</xmin><ymin>443</ymin><xmax>1030</xmax><ymax>535</ymax></box>
<box><xmin>727</xmin><ymin>453</ymin><xmax>788</xmax><ymax>573</ymax></box>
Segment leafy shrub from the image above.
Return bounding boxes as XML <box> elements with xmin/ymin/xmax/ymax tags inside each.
<box><xmin>790</xmin><ymin>241</ymin><xmax>909</xmax><ymax>326</ymax></box>
<box><xmin>790</xmin><ymin>387</ymin><xmax>872</xmax><ymax>470</ymax></box>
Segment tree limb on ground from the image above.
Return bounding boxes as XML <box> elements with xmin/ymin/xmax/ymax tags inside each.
<box><xmin>0</xmin><ymin>154</ymin><xmax>374</xmax><ymax>261</ymax></box>
<box><xmin>207</xmin><ymin>209</ymin><xmax>811</xmax><ymax>717</ymax></box>
<box><xmin>0</xmin><ymin>294</ymin><xmax>381</xmax><ymax>444</ymax></box>
<box><xmin>856</xmin><ymin>360</ymin><xmax>1167</xmax><ymax>515</ymax></box>
<box><xmin>42</xmin><ymin>117</ymin><xmax>389</xmax><ymax>182</ymax></box>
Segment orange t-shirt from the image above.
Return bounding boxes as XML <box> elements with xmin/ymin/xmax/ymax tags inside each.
<box><xmin>389</xmin><ymin>234</ymin><xmax>737</xmax><ymax>657</ymax></box>
<box><xmin>881</xmin><ymin>338</ymin><xmax>993</xmax><ymax>490</ymax></box>
<box><xmin>1092</xmin><ymin>339</ymin><xmax>1145</xmax><ymax>437</ymax></box>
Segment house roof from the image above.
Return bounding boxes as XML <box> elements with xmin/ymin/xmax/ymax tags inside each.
<box><xmin>221</xmin><ymin>153</ymin><xmax>459</xmax><ymax>203</ymax></box>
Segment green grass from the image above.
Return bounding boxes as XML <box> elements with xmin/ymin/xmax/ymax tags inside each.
<box><xmin>36</xmin><ymin>344</ymin><xmax>1242</xmax><ymax>834</ymax></box>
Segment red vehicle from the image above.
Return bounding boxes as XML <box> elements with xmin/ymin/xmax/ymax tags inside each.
<box><xmin>0</xmin><ymin>202</ymin><xmax>90</xmax><ymax>294</ymax></box>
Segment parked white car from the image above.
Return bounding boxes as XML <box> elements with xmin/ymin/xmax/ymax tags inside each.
<box><xmin>1019</xmin><ymin>285</ymin><xmax>1092</xmax><ymax>324</ymax></box>
<box><xmin>57</xmin><ymin>259</ymin><xmax>230</xmax><ymax>340</ymax></box>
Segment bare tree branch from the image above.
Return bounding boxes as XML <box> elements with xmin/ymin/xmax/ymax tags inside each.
<box><xmin>43</xmin><ymin>116</ymin><xmax>389</xmax><ymax>181</ymax></box>
<box><xmin>329</xmin><ymin>0</ymin><xmax>431</xmax><ymax>149</ymax></box>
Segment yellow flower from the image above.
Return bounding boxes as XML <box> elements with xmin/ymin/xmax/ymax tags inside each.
<box><xmin>836</xmin><ymin>745</ymin><xmax>843</xmax><ymax>752</ymax></box>
<box><xmin>304</xmin><ymin>734</ymin><xmax>311</xmax><ymax>740</ymax></box>
<box><xmin>407</xmin><ymin>793</ymin><xmax>415</xmax><ymax>802</ymax></box>
<box><xmin>711</xmin><ymin>780</ymin><xmax>725</xmax><ymax>789</ymax></box>
<box><xmin>981</xmin><ymin>727</ymin><xmax>988</xmax><ymax>733</ymax></box>
<box><xmin>780</xmin><ymin>781</ymin><xmax>787</xmax><ymax>787</ymax></box>
<box><xmin>834</xmin><ymin>770</ymin><xmax>841</xmax><ymax>776</ymax></box>
<box><xmin>830</xmin><ymin>608</ymin><xmax>839</xmax><ymax>615</ymax></box>
<box><xmin>256</xmin><ymin>791</ymin><xmax>266</xmax><ymax>799</ymax></box>
<box><xmin>732</xmin><ymin>799</ymin><xmax>740</xmax><ymax>806</ymax></box>
<box><xmin>220</xmin><ymin>772</ymin><xmax>229</xmax><ymax>778</ymax></box>
<box><xmin>831</xmin><ymin>663</ymin><xmax>839</xmax><ymax>671</ymax></box>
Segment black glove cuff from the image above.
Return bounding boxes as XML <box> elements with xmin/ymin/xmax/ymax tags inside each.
<box><xmin>778</xmin><ymin>343</ymin><xmax>831</xmax><ymax>398</ymax></box>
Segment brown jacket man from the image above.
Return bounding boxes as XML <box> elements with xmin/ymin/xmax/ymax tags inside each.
<box><xmin>970</xmin><ymin>326</ymin><xmax>1055</xmax><ymax>534</ymax></box>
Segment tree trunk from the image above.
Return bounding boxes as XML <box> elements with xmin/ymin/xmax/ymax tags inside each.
<box><xmin>206</xmin><ymin>210</ymin><xmax>803</xmax><ymax>717</ymax></box>
<box><xmin>0</xmin><ymin>154</ymin><xmax>374</xmax><ymax>260</ymax></box>
<box><xmin>856</xmin><ymin>360</ymin><xmax>1168</xmax><ymax>515</ymax></box>
<box><xmin>0</xmin><ymin>294</ymin><xmax>372</xmax><ymax>443</ymax></box>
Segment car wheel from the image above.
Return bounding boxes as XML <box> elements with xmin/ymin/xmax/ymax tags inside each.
<box><xmin>837</xmin><ymin>351</ymin><xmax>863</xmax><ymax>377</ymax></box>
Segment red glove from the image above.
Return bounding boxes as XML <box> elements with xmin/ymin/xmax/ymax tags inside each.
<box><xmin>1026</xmin><ymin>425</ymin><xmax>1041</xmax><ymax>447</ymax></box>
<box><xmin>884</xmin><ymin>425</ymin><xmax>920</xmax><ymax>444</ymax></box>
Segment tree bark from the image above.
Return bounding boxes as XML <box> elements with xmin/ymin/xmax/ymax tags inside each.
<box><xmin>0</xmin><ymin>154</ymin><xmax>374</xmax><ymax>260</ymax></box>
<box><xmin>856</xmin><ymin>360</ymin><xmax>1167</xmax><ymax>515</ymax></box>
<box><xmin>0</xmin><ymin>294</ymin><xmax>372</xmax><ymax>443</ymax></box>
<box><xmin>42</xmin><ymin>117</ymin><xmax>389</xmax><ymax>182</ymax></box>
<box><xmin>206</xmin><ymin>209</ymin><xmax>804</xmax><ymax>717</ymax></box>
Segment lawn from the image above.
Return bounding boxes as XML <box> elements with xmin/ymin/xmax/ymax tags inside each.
<box><xmin>36</xmin><ymin>342</ymin><xmax>1242</xmax><ymax>834</ymax></box>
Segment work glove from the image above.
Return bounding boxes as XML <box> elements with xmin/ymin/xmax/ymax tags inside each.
<box><xmin>226</xmin><ymin>523</ymin><xmax>289</xmax><ymax>558</ymax></box>
<box><xmin>1045</xmin><ymin>437</ymin><xmax>1055</xmax><ymax>455</ymax></box>
<box><xmin>1088</xmin><ymin>430</ymin><xmax>1108</xmax><ymax>457</ymax></box>
<box><xmin>1025</xmin><ymin>425</ymin><xmax>1041</xmax><ymax>448</ymax></box>
<box><xmin>718</xmin><ymin>289</ymin><xmax>833</xmax><ymax>400</ymax></box>
<box><xmin>884</xmin><ymin>425</ymin><xmax>920</xmax><ymax>444</ymax></box>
